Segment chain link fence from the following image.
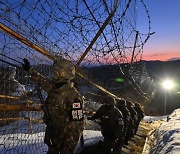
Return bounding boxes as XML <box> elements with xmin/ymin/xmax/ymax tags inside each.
<box><xmin>0</xmin><ymin>0</ymin><xmax>155</xmax><ymax>153</ymax></box>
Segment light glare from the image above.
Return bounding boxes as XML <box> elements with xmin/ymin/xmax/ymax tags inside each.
<box><xmin>162</xmin><ymin>80</ymin><xmax>174</xmax><ymax>90</ymax></box>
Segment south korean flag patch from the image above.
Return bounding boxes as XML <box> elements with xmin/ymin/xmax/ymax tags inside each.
<box><xmin>73</xmin><ymin>102</ymin><xmax>81</xmax><ymax>109</ymax></box>
<box><xmin>71</xmin><ymin>99</ymin><xmax>84</xmax><ymax>121</ymax></box>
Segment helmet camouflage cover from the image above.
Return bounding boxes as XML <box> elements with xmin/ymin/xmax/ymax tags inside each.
<box><xmin>135</xmin><ymin>103</ymin><xmax>141</xmax><ymax>107</ymax></box>
<box><xmin>126</xmin><ymin>101</ymin><xmax>133</xmax><ymax>107</ymax></box>
<box><xmin>53</xmin><ymin>57</ymin><xmax>75</xmax><ymax>80</ymax></box>
<box><xmin>117</xmin><ymin>99</ymin><xmax>126</xmax><ymax>106</ymax></box>
<box><xmin>103</xmin><ymin>96</ymin><xmax>116</xmax><ymax>106</ymax></box>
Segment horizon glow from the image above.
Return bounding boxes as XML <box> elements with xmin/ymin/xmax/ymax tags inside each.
<box><xmin>137</xmin><ymin>0</ymin><xmax>180</xmax><ymax>61</ymax></box>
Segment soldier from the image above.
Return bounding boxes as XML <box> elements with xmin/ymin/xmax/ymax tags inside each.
<box><xmin>133</xmin><ymin>103</ymin><xmax>145</xmax><ymax>135</ymax></box>
<box><xmin>88</xmin><ymin>96</ymin><xmax>124</xmax><ymax>154</ymax></box>
<box><xmin>116</xmin><ymin>99</ymin><xmax>131</xmax><ymax>145</ymax></box>
<box><xmin>22</xmin><ymin>57</ymin><xmax>84</xmax><ymax>154</ymax></box>
<box><xmin>125</xmin><ymin>101</ymin><xmax>138</xmax><ymax>142</ymax></box>
<box><xmin>0</xmin><ymin>66</ymin><xmax>26</xmax><ymax>96</ymax></box>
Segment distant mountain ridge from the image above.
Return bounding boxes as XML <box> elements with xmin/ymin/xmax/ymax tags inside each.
<box><xmin>144</xmin><ymin>60</ymin><xmax>180</xmax><ymax>81</ymax></box>
<box><xmin>143</xmin><ymin>60</ymin><xmax>180</xmax><ymax>115</ymax></box>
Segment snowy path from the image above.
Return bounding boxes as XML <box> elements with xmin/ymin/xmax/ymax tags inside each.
<box><xmin>78</xmin><ymin>121</ymin><xmax>155</xmax><ymax>154</ymax></box>
<box><xmin>0</xmin><ymin>117</ymin><xmax>159</xmax><ymax>154</ymax></box>
<box><xmin>146</xmin><ymin>109</ymin><xmax>180</xmax><ymax>154</ymax></box>
<box><xmin>122</xmin><ymin>121</ymin><xmax>155</xmax><ymax>154</ymax></box>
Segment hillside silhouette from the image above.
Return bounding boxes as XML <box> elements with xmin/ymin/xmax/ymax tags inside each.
<box><xmin>87</xmin><ymin>60</ymin><xmax>180</xmax><ymax>115</ymax></box>
<box><xmin>144</xmin><ymin>60</ymin><xmax>180</xmax><ymax>115</ymax></box>
<box><xmin>1</xmin><ymin>60</ymin><xmax>179</xmax><ymax>116</ymax></box>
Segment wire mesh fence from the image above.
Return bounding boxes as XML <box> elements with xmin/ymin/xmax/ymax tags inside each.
<box><xmin>0</xmin><ymin>0</ymin><xmax>155</xmax><ymax>153</ymax></box>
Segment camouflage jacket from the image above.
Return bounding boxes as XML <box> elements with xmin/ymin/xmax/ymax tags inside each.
<box><xmin>127</xmin><ymin>106</ymin><xmax>138</xmax><ymax>122</ymax></box>
<box><xmin>134</xmin><ymin>106</ymin><xmax>145</xmax><ymax>121</ymax></box>
<box><xmin>29</xmin><ymin>68</ymin><xmax>84</xmax><ymax>133</ymax></box>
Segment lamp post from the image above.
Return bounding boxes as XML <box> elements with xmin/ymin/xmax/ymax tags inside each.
<box><xmin>162</xmin><ymin>80</ymin><xmax>174</xmax><ymax>115</ymax></box>
<box><xmin>164</xmin><ymin>90</ymin><xmax>167</xmax><ymax>115</ymax></box>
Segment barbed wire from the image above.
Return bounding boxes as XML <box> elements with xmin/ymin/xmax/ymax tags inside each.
<box><xmin>0</xmin><ymin>0</ymin><xmax>152</xmax><ymax>64</ymax></box>
<box><xmin>0</xmin><ymin>0</ymin><xmax>155</xmax><ymax>153</ymax></box>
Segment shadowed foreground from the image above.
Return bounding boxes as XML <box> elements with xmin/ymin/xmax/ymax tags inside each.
<box><xmin>77</xmin><ymin>121</ymin><xmax>157</xmax><ymax>154</ymax></box>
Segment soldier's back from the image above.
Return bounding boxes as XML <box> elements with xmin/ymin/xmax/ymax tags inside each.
<box><xmin>134</xmin><ymin>105</ymin><xmax>144</xmax><ymax>120</ymax></box>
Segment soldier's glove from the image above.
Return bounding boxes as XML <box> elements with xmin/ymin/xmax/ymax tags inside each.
<box><xmin>22</xmin><ymin>58</ymin><xmax>31</xmax><ymax>71</ymax></box>
<box><xmin>87</xmin><ymin>117</ymin><xmax>94</xmax><ymax>121</ymax></box>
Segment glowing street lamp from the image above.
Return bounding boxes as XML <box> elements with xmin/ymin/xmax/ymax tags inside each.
<box><xmin>162</xmin><ymin>80</ymin><xmax>174</xmax><ymax>90</ymax></box>
<box><xmin>162</xmin><ymin>80</ymin><xmax>174</xmax><ymax>115</ymax></box>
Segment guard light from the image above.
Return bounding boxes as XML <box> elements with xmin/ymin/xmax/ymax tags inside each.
<box><xmin>162</xmin><ymin>80</ymin><xmax>174</xmax><ymax>90</ymax></box>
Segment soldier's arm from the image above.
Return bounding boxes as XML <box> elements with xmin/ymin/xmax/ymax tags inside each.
<box><xmin>133</xmin><ymin>109</ymin><xmax>138</xmax><ymax>121</ymax></box>
<box><xmin>90</xmin><ymin>105</ymin><xmax>105</xmax><ymax>120</ymax></box>
<box><xmin>139</xmin><ymin>108</ymin><xmax>145</xmax><ymax>119</ymax></box>
<box><xmin>29</xmin><ymin>68</ymin><xmax>53</xmax><ymax>93</ymax></box>
<box><xmin>115</xmin><ymin>109</ymin><xmax>124</xmax><ymax>125</ymax></box>
<box><xmin>125</xmin><ymin>108</ymin><xmax>131</xmax><ymax>120</ymax></box>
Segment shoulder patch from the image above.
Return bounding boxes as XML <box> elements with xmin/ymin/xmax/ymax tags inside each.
<box><xmin>70</xmin><ymin>99</ymin><xmax>84</xmax><ymax>121</ymax></box>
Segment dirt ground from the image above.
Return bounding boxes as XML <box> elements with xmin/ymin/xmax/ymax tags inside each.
<box><xmin>122</xmin><ymin>120</ymin><xmax>163</xmax><ymax>154</ymax></box>
<box><xmin>81</xmin><ymin>120</ymin><xmax>163</xmax><ymax>154</ymax></box>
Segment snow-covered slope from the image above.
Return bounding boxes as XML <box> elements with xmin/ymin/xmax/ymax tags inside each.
<box><xmin>0</xmin><ymin>122</ymin><xmax>103</xmax><ymax>154</ymax></box>
<box><xmin>149</xmin><ymin>109</ymin><xmax>180</xmax><ymax>154</ymax></box>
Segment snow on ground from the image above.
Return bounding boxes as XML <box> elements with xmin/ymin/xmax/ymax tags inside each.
<box><xmin>0</xmin><ymin>98</ymin><xmax>103</xmax><ymax>154</ymax></box>
<box><xmin>1</xmin><ymin>109</ymin><xmax>180</xmax><ymax>154</ymax></box>
<box><xmin>83</xmin><ymin>130</ymin><xmax>103</xmax><ymax>144</ymax></box>
<box><xmin>0</xmin><ymin>120</ymin><xmax>103</xmax><ymax>154</ymax></box>
<box><xmin>146</xmin><ymin>109</ymin><xmax>180</xmax><ymax>154</ymax></box>
<box><xmin>0</xmin><ymin>132</ymin><xmax>48</xmax><ymax>154</ymax></box>
<box><xmin>74</xmin><ymin>130</ymin><xmax>103</xmax><ymax>153</ymax></box>
<box><xmin>143</xmin><ymin>115</ymin><xmax>168</xmax><ymax>123</ymax></box>
<box><xmin>0</xmin><ymin>130</ymin><xmax>102</xmax><ymax>154</ymax></box>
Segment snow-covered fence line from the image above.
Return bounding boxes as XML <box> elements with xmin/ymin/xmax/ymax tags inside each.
<box><xmin>149</xmin><ymin>109</ymin><xmax>180</xmax><ymax>154</ymax></box>
<box><xmin>0</xmin><ymin>0</ymin><xmax>155</xmax><ymax>153</ymax></box>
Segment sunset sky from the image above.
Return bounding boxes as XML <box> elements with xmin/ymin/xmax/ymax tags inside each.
<box><xmin>137</xmin><ymin>0</ymin><xmax>180</xmax><ymax>61</ymax></box>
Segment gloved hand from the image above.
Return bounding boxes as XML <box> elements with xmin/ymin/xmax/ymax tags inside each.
<box><xmin>22</xmin><ymin>58</ymin><xmax>31</xmax><ymax>71</ymax></box>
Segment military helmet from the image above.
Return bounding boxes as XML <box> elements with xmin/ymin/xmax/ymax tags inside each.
<box><xmin>135</xmin><ymin>103</ymin><xmax>141</xmax><ymax>107</ymax></box>
<box><xmin>53</xmin><ymin>56</ymin><xmax>75</xmax><ymax>80</ymax></box>
<box><xmin>117</xmin><ymin>99</ymin><xmax>126</xmax><ymax>106</ymax></box>
<box><xmin>126</xmin><ymin>101</ymin><xmax>133</xmax><ymax>107</ymax></box>
<box><xmin>104</xmin><ymin>96</ymin><xmax>115</xmax><ymax>106</ymax></box>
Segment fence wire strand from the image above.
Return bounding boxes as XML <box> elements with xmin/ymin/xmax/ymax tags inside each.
<box><xmin>0</xmin><ymin>0</ymin><xmax>155</xmax><ymax>153</ymax></box>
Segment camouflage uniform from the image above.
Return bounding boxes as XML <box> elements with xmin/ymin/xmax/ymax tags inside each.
<box><xmin>133</xmin><ymin>103</ymin><xmax>145</xmax><ymax>135</ymax></box>
<box><xmin>88</xmin><ymin>97</ymin><xmax>124</xmax><ymax>154</ymax></box>
<box><xmin>116</xmin><ymin>99</ymin><xmax>131</xmax><ymax>145</ymax></box>
<box><xmin>125</xmin><ymin>101</ymin><xmax>138</xmax><ymax>142</ymax></box>
<box><xmin>22</xmin><ymin>57</ymin><xmax>84</xmax><ymax>154</ymax></box>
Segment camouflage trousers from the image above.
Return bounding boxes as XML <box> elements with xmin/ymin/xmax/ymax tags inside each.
<box><xmin>44</xmin><ymin>125</ymin><xmax>82</xmax><ymax>154</ymax></box>
<box><xmin>124</xmin><ymin>120</ymin><xmax>134</xmax><ymax>144</ymax></box>
<box><xmin>134</xmin><ymin>120</ymin><xmax>140</xmax><ymax>135</ymax></box>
